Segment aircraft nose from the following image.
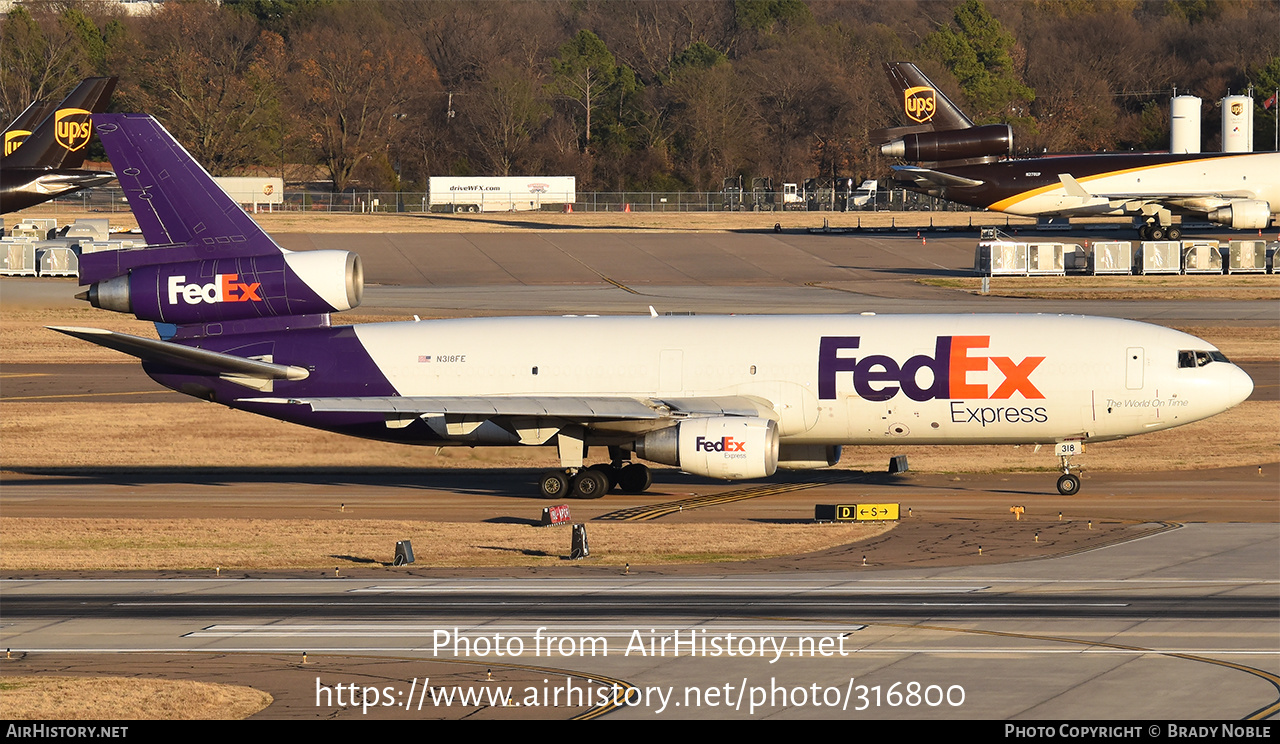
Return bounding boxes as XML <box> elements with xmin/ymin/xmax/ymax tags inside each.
<box><xmin>1226</xmin><ymin>364</ymin><xmax>1254</xmax><ymax>408</ymax></box>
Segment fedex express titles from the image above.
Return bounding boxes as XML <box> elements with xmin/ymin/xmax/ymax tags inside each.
<box><xmin>819</xmin><ymin>335</ymin><xmax>1050</xmax><ymax>426</ymax></box>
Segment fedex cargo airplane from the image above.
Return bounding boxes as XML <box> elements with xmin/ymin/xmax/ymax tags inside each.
<box><xmin>0</xmin><ymin>77</ymin><xmax>117</xmax><ymax>213</ymax></box>
<box><xmin>876</xmin><ymin>63</ymin><xmax>1279</xmax><ymax>241</ymax></box>
<box><xmin>56</xmin><ymin>114</ymin><xmax>1253</xmax><ymax>498</ymax></box>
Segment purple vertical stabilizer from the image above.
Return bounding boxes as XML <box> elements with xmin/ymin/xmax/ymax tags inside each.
<box><xmin>93</xmin><ymin>114</ymin><xmax>282</xmax><ymax>254</ymax></box>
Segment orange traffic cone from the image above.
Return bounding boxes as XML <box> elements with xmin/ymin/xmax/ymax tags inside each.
<box><xmin>623</xmin><ymin>203</ymin><xmax>631</xmax><ymax>213</ymax></box>
<box><xmin>564</xmin><ymin>203</ymin><xmax>572</xmax><ymax>213</ymax></box>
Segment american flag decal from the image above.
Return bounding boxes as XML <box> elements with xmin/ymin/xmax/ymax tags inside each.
<box><xmin>418</xmin><ymin>355</ymin><xmax>431</xmax><ymax>363</ymax></box>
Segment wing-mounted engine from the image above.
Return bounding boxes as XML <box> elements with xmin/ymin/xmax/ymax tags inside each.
<box><xmin>1208</xmin><ymin>200</ymin><xmax>1271</xmax><ymax>230</ymax></box>
<box><xmin>632</xmin><ymin>417</ymin><xmax>779</xmax><ymax>480</ymax></box>
<box><xmin>79</xmin><ymin>249</ymin><xmax>363</xmax><ymax>325</ymax></box>
<box><xmin>881</xmin><ymin>124</ymin><xmax>1013</xmax><ymax>165</ymax></box>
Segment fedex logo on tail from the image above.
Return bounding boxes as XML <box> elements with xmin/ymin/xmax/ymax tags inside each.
<box><xmin>167</xmin><ymin>274</ymin><xmax>262</xmax><ymax>305</ymax></box>
<box><xmin>818</xmin><ymin>336</ymin><xmax>1045</xmax><ymax>402</ymax></box>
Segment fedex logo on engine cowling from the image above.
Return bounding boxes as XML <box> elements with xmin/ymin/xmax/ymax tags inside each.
<box><xmin>818</xmin><ymin>336</ymin><xmax>1045</xmax><ymax>401</ymax></box>
<box><xmin>696</xmin><ymin>436</ymin><xmax>746</xmax><ymax>453</ymax></box>
<box><xmin>167</xmin><ymin>274</ymin><xmax>263</xmax><ymax>305</ymax></box>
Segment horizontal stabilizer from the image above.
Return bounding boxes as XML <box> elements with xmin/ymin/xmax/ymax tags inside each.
<box><xmin>47</xmin><ymin>326</ymin><xmax>309</xmax><ymax>381</ymax></box>
<box><xmin>891</xmin><ymin>165</ymin><xmax>984</xmax><ymax>189</ymax></box>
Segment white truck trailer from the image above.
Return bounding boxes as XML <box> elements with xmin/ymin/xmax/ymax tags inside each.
<box><xmin>428</xmin><ymin>176</ymin><xmax>576</xmax><ymax>213</ymax></box>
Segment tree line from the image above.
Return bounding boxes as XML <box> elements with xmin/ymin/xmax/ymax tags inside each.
<box><xmin>3</xmin><ymin>0</ymin><xmax>1277</xmax><ymax>193</ymax></box>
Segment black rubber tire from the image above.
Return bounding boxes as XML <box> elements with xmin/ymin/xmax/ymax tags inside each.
<box><xmin>539</xmin><ymin>471</ymin><xmax>570</xmax><ymax>499</ymax></box>
<box><xmin>587</xmin><ymin>463</ymin><xmax>617</xmax><ymax>492</ymax></box>
<box><xmin>1056</xmin><ymin>473</ymin><xmax>1081</xmax><ymax>496</ymax></box>
<box><xmin>617</xmin><ymin>463</ymin><xmax>653</xmax><ymax>494</ymax></box>
<box><xmin>1148</xmin><ymin>225</ymin><xmax>1166</xmax><ymax>241</ymax></box>
<box><xmin>571</xmin><ymin>469</ymin><xmax>610</xmax><ymax>499</ymax></box>
<box><xmin>1167</xmin><ymin>226</ymin><xmax>1182</xmax><ymax>241</ymax></box>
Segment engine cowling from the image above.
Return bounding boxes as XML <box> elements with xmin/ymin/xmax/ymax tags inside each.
<box><xmin>777</xmin><ymin>444</ymin><xmax>841</xmax><ymax>470</ymax></box>
<box><xmin>81</xmin><ymin>250</ymin><xmax>363</xmax><ymax>324</ymax></box>
<box><xmin>1208</xmin><ymin>200</ymin><xmax>1271</xmax><ymax>230</ymax></box>
<box><xmin>881</xmin><ymin>124</ymin><xmax>1013</xmax><ymax>163</ymax></box>
<box><xmin>634</xmin><ymin>417</ymin><xmax>779</xmax><ymax>480</ymax></box>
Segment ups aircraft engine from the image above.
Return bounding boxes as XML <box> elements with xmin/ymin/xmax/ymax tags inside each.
<box><xmin>1208</xmin><ymin>200</ymin><xmax>1271</xmax><ymax>230</ymax></box>
<box><xmin>880</xmin><ymin>123</ymin><xmax>1013</xmax><ymax>164</ymax></box>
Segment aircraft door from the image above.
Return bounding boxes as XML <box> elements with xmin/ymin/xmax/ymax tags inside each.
<box><xmin>1126</xmin><ymin>347</ymin><xmax>1144</xmax><ymax>390</ymax></box>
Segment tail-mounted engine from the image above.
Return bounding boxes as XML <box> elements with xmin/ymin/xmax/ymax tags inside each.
<box><xmin>80</xmin><ymin>249</ymin><xmax>363</xmax><ymax>325</ymax></box>
<box><xmin>881</xmin><ymin>124</ymin><xmax>1013</xmax><ymax>164</ymax></box>
<box><xmin>633</xmin><ymin>417</ymin><xmax>780</xmax><ymax>480</ymax></box>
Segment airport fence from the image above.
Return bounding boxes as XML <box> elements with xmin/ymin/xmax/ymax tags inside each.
<box><xmin>32</xmin><ymin>187</ymin><xmax>973</xmax><ymax>215</ymax></box>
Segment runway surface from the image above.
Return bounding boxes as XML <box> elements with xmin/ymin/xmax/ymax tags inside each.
<box><xmin>2</xmin><ymin>228</ymin><xmax>1277</xmax><ymax>720</ymax></box>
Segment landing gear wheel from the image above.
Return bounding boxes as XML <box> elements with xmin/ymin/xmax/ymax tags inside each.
<box><xmin>617</xmin><ymin>463</ymin><xmax>652</xmax><ymax>494</ymax></box>
<box><xmin>1167</xmin><ymin>225</ymin><xmax>1182</xmax><ymax>241</ymax></box>
<box><xmin>1056</xmin><ymin>473</ymin><xmax>1081</xmax><ymax>496</ymax></box>
<box><xmin>587</xmin><ymin>463</ymin><xmax>618</xmax><ymax>492</ymax></box>
<box><xmin>539</xmin><ymin>471</ymin><xmax>570</xmax><ymax>499</ymax></box>
<box><xmin>1148</xmin><ymin>225</ymin><xmax>1166</xmax><ymax>241</ymax></box>
<box><xmin>1138</xmin><ymin>224</ymin><xmax>1151</xmax><ymax>240</ymax></box>
<box><xmin>571</xmin><ymin>469</ymin><xmax>610</xmax><ymax>499</ymax></box>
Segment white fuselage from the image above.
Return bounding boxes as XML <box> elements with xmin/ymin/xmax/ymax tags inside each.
<box><xmin>992</xmin><ymin>152</ymin><xmax>1280</xmax><ymax>219</ymax></box>
<box><xmin>351</xmin><ymin>314</ymin><xmax>1252</xmax><ymax>447</ymax></box>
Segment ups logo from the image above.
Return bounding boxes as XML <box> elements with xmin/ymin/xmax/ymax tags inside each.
<box><xmin>4</xmin><ymin>129</ymin><xmax>31</xmax><ymax>156</ymax></box>
<box><xmin>904</xmin><ymin>85</ymin><xmax>937</xmax><ymax>124</ymax></box>
<box><xmin>54</xmin><ymin>107</ymin><xmax>93</xmax><ymax>151</ymax></box>
<box><xmin>1230</xmin><ymin>101</ymin><xmax>1244</xmax><ymax>117</ymax></box>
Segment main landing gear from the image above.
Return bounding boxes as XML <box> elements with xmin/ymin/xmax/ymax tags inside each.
<box><xmin>538</xmin><ymin>462</ymin><xmax>652</xmax><ymax>499</ymax></box>
<box><xmin>1137</xmin><ymin>220</ymin><xmax>1181</xmax><ymax>242</ymax></box>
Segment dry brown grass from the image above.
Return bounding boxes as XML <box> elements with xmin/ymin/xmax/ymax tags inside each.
<box><xmin>0</xmin><ymin>676</ymin><xmax>272</xmax><ymax>719</ymax></box>
<box><xmin>1171</xmin><ymin>325</ymin><xmax>1280</xmax><ymax>361</ymax></box>
<box><xmin>919</xmin><ymin>274</ymin><xmax>1280</xmax><ymax>301</ymax></box>
<box><xmin>0</xmin><ymin>518</ymin><xmax>891</xmax><ymax>570</ymax></box>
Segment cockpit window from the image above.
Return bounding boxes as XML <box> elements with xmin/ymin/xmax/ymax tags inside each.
<box><xmin>1178</xmin><ymin>350</ymin><xmax>1230</xmax><ymax>368</ymax></box>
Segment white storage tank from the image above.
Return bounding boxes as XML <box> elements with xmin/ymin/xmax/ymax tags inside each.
<box><xmin>1026</xmin><ymin>242</ymin><xmax>1068</xmax><ymax>275</ymax></box>
<box><xmin>1221</xmin><ymin>95</ymin><xmax>1253</xmax><ymax>152</ymax></box>
<box><xmin>1089</xmin><ymin>241</ymin><xmax>1133</xmax><ymax>274</ymax></box>
<box><xmin>1170</xmin><ymin>95</ymin><xmax>1202</xmax><ymax>154</ymax></box>
<box><xmin>974</xmin><ymin>240</ymin><xmax>1028</xmax><ymax>276</ymax></box>
<box><xmin>1227</xmin><ymin>240</ymin><xmax>1268</xmax><ymax>273</ymax></box>
<box><xmin>1181</xmin><ymin>240</ymin><xmax>1223</xmax><ymax>273</ymax></box>
<box><xmin>1136</xmin><ymin>241</ymin><xmax>1181</xmax><ymax>274</ymax></box>
<box><xmin>1</xmin><ymin>241</ymin><xmax>38</xmax><ymax>276</ymax></box>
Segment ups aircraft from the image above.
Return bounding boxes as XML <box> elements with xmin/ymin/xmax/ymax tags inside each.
<box><xmin>877</xmin><ymin>63</ymin><xmax>1279</xmax><ymax>240</ymax></box>
<box><xmin>0</xmin><ymin>77</ymin><xmax>117</xmax><ymax>213</ymax></box>
<box><xmin>56</xmin><ymin>114</ymin><xmax>1253</xmax><ymax>497</ymax></box>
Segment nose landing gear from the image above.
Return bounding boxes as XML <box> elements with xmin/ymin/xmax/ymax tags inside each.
<box><xmin>1054</xmin><ymin>441</ymin><xmax>1084</xmax><ymax>495</ymax></box>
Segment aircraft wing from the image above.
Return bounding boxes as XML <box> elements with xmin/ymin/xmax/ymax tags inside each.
<box><xmin>245</xmin><ymin>395</ymin><xmax>774</xmax><ymax>420</ymax></box>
